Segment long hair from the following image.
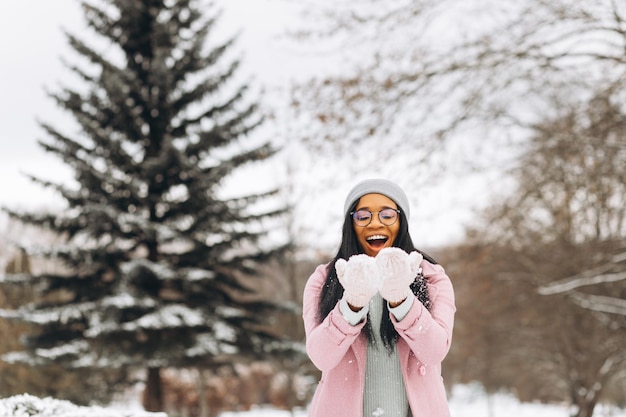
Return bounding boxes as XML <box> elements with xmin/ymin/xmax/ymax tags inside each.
<box><xmin>317</xmin><ymin>203</ymin><xmax>435</xmax><ymax>352</ymax></box>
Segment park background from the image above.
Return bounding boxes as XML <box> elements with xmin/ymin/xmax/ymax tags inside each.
<box><xmin>0</xmin><ymin>1</ymin><xmax>625</xmax><ymax>417</ymax></box>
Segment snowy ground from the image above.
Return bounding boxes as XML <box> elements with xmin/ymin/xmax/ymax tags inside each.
<box><xmin>220</xmin><ymin>384</ymin><xmax>626</xmax><ymax>417</ymax></box>
<box><xmin>1</xmin><ymin>385</ymin><xmax>624</xmax><ymax>417</ymax></box>
<box><xmin>0</xmin><ymin>393</ymin><xmax>166</xmax><ymax>417</ymax></box>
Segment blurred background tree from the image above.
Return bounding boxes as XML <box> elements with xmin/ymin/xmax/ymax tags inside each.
<box><xmin>0</xmin><ymin>240</ymin><xmax>127</xmax><ymax>405</ymax></box>
<box><xmin>285</xmin><ymin>0</ymin><xmax>626</xmax><ymax>197</ymax></box>
<box><xmin>0</xmin><ymin>0</ymin><xmax>295</xmax><ymax>412</ymax></box>
<box><xmin>441</xmin><ymin>87</ymin><xmax>626</xmax><ymax>417</ymax></box>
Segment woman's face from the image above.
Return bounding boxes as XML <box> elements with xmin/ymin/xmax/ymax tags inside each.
<box><xmin>352</xmin><ymin>193</ymin><xmax>400</xmax><ymax>257</ymax></box>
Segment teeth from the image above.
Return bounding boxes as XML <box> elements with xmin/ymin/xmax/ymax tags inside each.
<box><xmin>367</xmin><ymin>235</ymin><xmax>387</xmax><ymax>241</ymax></box>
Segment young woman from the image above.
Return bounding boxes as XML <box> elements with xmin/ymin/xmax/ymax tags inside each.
<box><xmin>302</xmin><ymin>178</ymin><xmax>456</xmax><ymax>417</ymax></box>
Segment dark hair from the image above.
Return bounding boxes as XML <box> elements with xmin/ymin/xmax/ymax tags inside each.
<box><xmin>317</xmin><ymin>203</ymin><xmax>435</xmax><ymax>352</ymax></box>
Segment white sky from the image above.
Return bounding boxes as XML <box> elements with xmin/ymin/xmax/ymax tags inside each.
<box><xmin>0</xmin><ymin>0</ymin><xmax>305</xmax><ymax>210</ymax></box>
<box><xmin>0</xmin><ymin>0</ymin><xmax>483</xmax><ymax>252</ymax></box>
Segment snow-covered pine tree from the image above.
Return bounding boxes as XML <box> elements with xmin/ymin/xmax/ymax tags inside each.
<box><xmin>0</xmin><ymin>0</ymin><xmax>291</xmax><ymax>411</ymax></box>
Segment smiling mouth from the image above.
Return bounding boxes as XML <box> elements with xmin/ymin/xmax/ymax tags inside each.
<box><xmin>366</xmin><ymin>235</ymin><xmax>388</xmax><ymax>249</ymax></box>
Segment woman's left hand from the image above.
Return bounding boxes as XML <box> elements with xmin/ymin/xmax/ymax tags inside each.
<box><xmin>376</xmin><ymin>247</ymin><xmax>422</xmax><ymax>304</ymax></box>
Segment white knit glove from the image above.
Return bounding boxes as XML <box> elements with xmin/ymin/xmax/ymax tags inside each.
<box><xmin>335</xmin><ymin>254</ymin><xmax>380</xmax><ymax>309</ymax></box>
<box><xmin>376</xmin><ymin>247</ymin><xmax>423</xmax><ymax>303</ymax></box>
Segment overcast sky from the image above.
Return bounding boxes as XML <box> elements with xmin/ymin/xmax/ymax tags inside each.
<box><xmin>0</xmin><ymin>0</ymin><xmax>481</xmax><ymax>251</ymax></box>
<box><xmin>0</xmin><ymin>0</ymin><xmax>81</xmax><ymax>210</ymax></box>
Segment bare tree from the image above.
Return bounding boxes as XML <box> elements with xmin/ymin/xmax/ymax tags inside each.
<box><xmin>285</xmin><ymin>0</ymin><xmax>626</xmax><ymax>184</ymax></box>
<box><xmin>457</xmin><ymin>86</ymin><xmax>626</xmax><ymax>417</ymax></box>
<box><xmin>488</xmin><ymin>86</ymin><xmax>626</xmax><ymax>317</ymax></box>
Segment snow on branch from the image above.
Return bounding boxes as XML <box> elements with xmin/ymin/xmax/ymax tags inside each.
<box><xmin>538</xmin><ymin>271</ymin><xmax>626</xmax><ymax>295</ymax></box>
<box><xmin>569</xmin><ymin>292</ymin><xmax>626</xmax><ymax>316</ymax></box>
<box><xmin>537</xmin><ymin>252</ymin><xmax>626</xmax><ymax>315</ymax></box>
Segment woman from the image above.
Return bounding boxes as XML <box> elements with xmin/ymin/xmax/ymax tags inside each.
<box><xmin>302</xmin><ymin>178</ymin><xmax>456</xmax><ymax>417</ymax></box>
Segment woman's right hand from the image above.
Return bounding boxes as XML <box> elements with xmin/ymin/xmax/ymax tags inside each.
<box><xmin>335</xmin><ymin>254</ymin><xmax>380</xmax><ymax>310</ymax></box>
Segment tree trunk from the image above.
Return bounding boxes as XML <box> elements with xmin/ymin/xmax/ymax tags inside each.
<box><xmin>572</xmin><ymin>398</ymin><xmax>596</xmax><ymax>417</ymax></box>
<box><xmin>143</xmin><ymin>367</ymin><xmax>163</xmax><ymax>412</ymax></box>
<box><xmin>197</xmin><ymin>369</ymin><xmax>210</xmax><ymax>417</ymax></box>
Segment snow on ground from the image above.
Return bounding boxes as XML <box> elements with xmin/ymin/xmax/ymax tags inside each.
<box><xmin>0</xmin><ymin>393</ymin><xmax>166</xmax><ymax>417</ymax></box>
<box><xmin>220</xmin><ymin>384</ymin><xmax>626</xmax><ymax>417</ymax></box>
<box><xmin>1</xmin><ymin>385</ymin><xmax>625</xmax><ymax>417</ymax></box>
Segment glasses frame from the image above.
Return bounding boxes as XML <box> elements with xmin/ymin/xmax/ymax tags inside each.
<box><xmin>350</xmin><ymin>208</ymin><xmax>401</xmax><ymax>227</ymax></box>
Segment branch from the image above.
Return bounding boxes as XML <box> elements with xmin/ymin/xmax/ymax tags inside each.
<box><xmin>569</xmin><ymin>291</ymin><xmax>626</xmax><ymax>316</ymax></box>
<box><xmin>538</xmin><ymin>252</ymin><xmax>626</xmax><ymax>294</ymax></box>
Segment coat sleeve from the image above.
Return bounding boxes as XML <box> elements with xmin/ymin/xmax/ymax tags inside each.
<box><xmin>391</xmin><ymin>260</ymin><xmax>456</xmax><ymax>366</ymax></box>
<box><xmin>302</xmin><ymin>263</ymin><xmax>366</xmax><ymax>371</ymax></box>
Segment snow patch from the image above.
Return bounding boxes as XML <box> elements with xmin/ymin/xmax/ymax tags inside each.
<box><xmin>0</xmin><ymin>394</ymin><xmax>166</xmax><ymax>417</ymax></box>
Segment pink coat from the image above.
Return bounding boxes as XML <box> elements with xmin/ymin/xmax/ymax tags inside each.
<box><xmin>302</xmin><ymin>260</ymin><xmax>456</xmax><ymax>417</ymax></box>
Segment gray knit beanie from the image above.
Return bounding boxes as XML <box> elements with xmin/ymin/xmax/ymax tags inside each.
<box><xmin>343</xmin><ymin>179</ymin><xmax>411</xmax><ymax>220</ymax></box>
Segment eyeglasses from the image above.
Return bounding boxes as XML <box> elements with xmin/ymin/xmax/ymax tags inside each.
<box><xmin>350</xmin><ymin>208</ymin><xmax>400</xmax><ymax>227</ymax></box>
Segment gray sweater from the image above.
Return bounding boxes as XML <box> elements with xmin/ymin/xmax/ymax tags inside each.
<box><xmin>340</xmin><ymin>293</ymin><xmax>415</xmax><ymax>416</ymax></box>
<box><xmin>363</xmin><ymin>293</ymin><xmax>411</xmax><ymax>416</ymax></box>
